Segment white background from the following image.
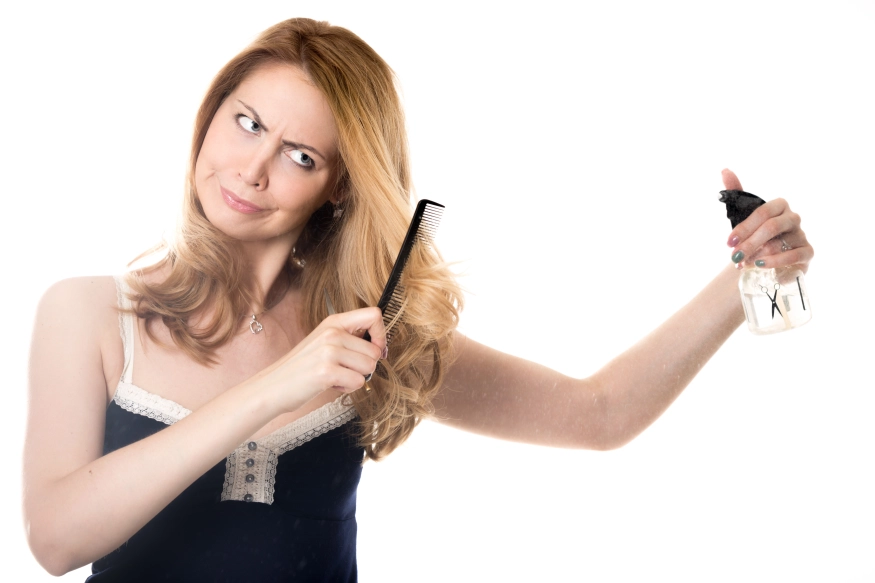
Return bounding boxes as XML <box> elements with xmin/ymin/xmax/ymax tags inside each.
<box><xmin>2</xmin><ymin>1</ymin><xmax>873</xmax><ymax>581</ymax></box>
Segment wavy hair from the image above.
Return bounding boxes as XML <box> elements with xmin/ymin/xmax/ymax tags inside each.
<box><xmin>127</xmin><ymin>18</ymin><xmax>462</xmax><ymax>461</ymax></box>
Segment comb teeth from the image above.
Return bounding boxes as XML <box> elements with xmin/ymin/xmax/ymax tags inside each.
<box><xmin>382</xmin><ymin>284</ymin><xmax>405</xmax><ymax>323</ymax></box>
<box><xmin>363</xmin><ymin>199</ymin><xmax>445</xmax><ymax>346</ymax></box>
<box><xmin>382</xmin><ymin>284</ymin><xmax>406</xmax><ymax>344</ymax></box>
<box><xmin>416</xmin><ymin>206</ymin><xmax>443</xmax><ymax>246</ymax></box>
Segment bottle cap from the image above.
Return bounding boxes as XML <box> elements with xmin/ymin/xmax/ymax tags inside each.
<box><xmin>719</xmin><ymin>189</ymin><xmax>766</xmax><ymax>228</ymax></box>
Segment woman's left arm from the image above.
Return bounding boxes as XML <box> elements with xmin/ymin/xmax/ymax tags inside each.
<box><xmin>432</xmin><ymin>170</ymin><xmax>814</xmax><ymax>450</ymax></box>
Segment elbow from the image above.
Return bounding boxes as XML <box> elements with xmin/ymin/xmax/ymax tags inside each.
<box><xmin>575</xmin><ymin>377</ymin><xmax>647</xmax><ymax>451</ymax></box>
<box><xmin>571</xmin><ymin>384</ymin><xmax>635</xmax><ymax>451</ymax></box>
<box><xmin>29</xmin><ymin>541</ymin><xmax>80</xmax><ymax>577</ymax></box>
<box><xmin>587</xmin><ymin>415</ymin><xmax>646</xmax><ymax>451</ymax></box>
<box><xmin>574</xmin><ymin>409</ymin><xmax>642</xmax><ymax>452</ymax></box>
<box><xmin>25</xmin><ymin>518</ymin><xmax>86</xmax><ymax>577</ymax></box>
<box><xmin>587</xmin><ymin>432</ymin><xmax>635</xmax><ymax>452</ymax></box>
<box><xmin>42</xmin><ymin>561</ymin><xmax>73</xmax><ymax>579</ymax></box>
<box><xmin>575</xmin><ymin>421</ymin><xmax>634</xmax><ymax>451</ymax></box>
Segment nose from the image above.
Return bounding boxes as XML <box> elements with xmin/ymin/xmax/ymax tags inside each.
<box><xmin>240</xmin><ymin>145</ymin><xmax>271</xmax><ymax>191</ymax></box>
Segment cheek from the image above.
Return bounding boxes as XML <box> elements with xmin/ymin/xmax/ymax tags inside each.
<box><xmin>275</xmin><ymin>184</ymin><xmax>321</xmax><ymax>216</ymax></box>
<box><xmin>193</xmin><ymin>129</ymin><xmax>234</xmax><ymax>212</ymax></box>
<box><xmin>275</xmin><ymin>172</ymin><xmax>336</xmax><ymax>210</ymax></box>
<box><xmin>197</xmin><ymin>128</ymin><xmax>231</xmax><ymax>177</ymax></box>
<box><xmin>198</xmin><ymin>110</ymin><xmax>246</xmax><ymax>172</ymax></box>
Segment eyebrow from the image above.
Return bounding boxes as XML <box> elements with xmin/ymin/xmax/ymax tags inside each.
<box><xmin>236</xmin><ymin>99</ymin><xmax>328</xmax><ymax>161</ymax></box>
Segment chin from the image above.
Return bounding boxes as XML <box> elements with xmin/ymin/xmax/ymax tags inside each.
<box><xmin>210</xmin><ymin>215</ymin><xmax>299</xmax><ymax>246</ymax></box>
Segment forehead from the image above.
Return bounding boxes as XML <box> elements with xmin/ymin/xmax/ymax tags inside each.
<box><xmin>231</xmin><ymin>62</ymin><xmax>338</xmax><ymax>157</ymax></box>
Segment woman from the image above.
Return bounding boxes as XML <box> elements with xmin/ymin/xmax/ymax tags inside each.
<box><xmin>23</xmin><ymin>17</ymin><xmax>813</xmax><ymax>582</ymax></box>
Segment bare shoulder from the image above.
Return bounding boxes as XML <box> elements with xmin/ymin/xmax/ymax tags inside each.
<box><xmin>34</xmin><ymin>276</ymin><xmax>125</xmax><ymax>399</ymax></box>
<box><xmin>36</xmin><ymin>276</ymin><xmax>122</xmax><ymax>345</ymax></box>
<box><xmin>39</xmin><ymin>275</ymin><xmax>119</xmax><ymax>309</ymax></box>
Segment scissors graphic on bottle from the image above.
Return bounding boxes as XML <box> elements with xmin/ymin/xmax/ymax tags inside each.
<box><xmin>760</xmin><ymin>282</ymin><xmax>782</xmax><ymax>319</ymax></box>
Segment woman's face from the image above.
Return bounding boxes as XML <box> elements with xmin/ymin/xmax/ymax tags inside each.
<box><xmin>195</xmin><ymin>63</ymin><xmax>340</xmax><ymax>244</ymax></box>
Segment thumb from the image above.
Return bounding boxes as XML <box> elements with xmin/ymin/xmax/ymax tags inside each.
<box><xmin>721</xmin><ymin>168</ymin><xmax>743</xmax><ymax>191</ymax></box>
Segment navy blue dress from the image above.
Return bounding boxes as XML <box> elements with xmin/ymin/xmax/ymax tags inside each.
<box><xmin>89</xmin><ymin>280</ymin><xmax>364</xmax><ymax>582</ymax></box>
<box><xmin>87</xmin><ymin>394</ymin><xmax>363</xmax><ymax>583</ymax></box>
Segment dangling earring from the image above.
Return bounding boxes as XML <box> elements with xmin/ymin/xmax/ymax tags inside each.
<box><xmin>333</xmin><ymin>203</ymin><xmax>344</xmax><ymax>219</ymax></box>
<box><xmin>291</xmin><ymin>246</ymin><xmax>306</xmax><ymax>269</ymax></box>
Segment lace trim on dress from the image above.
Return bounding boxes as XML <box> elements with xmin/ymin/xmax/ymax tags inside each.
<box><xmin>113</xmin><ymin>382</ymin><xmax>193</xmax><ymax>426</ymax></box>
<box><xmin>112</xmin><ymin>381</ymin><xmax>355</xmax><ymax>504</ymax></box>
<box><xmin>110</xmin><ymin>274</ymin><xmax>356</xmax><ymax>506</ymax></box>
<box><xmin>221</xmin><ymin>398</ymin><xmax>356</xmax><ymax>504</ymax></box>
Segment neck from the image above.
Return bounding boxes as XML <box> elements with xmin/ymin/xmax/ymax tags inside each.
<box><xmin>239</xmin><ymin>230</ymin><xmax>298</xmax><ymax>314</ymax></box>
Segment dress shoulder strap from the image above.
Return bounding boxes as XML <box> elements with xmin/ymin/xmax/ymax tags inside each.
<box><xmin>113</xmin><ymin>275</ymin><xmax>136</xmax><ymax>385</ymax></box>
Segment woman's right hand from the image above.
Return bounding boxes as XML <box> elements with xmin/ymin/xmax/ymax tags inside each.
<box><xmin>256</xmin><ymin>306</ymin><xmax>387</xmax><ymax>412</ymax></box>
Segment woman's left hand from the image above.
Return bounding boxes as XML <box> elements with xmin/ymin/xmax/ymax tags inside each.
<box><xmin>722</xmin><ymin>168</ymin><xmax>814</xmax><ymax>273</ymax></box>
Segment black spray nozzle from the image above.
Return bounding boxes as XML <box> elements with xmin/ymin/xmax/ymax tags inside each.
<box><xmin>719</xmin><ymin>189</ymin><xmax>766</xmax><ymax>229</ymax></box>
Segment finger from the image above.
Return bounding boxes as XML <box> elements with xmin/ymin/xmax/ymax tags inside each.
<box><xmin>746</xmin><ymin>244</ymin><xmax>815</xmax><ymax>273</ymax></box>
<box><xmin>750</xmin><ymin>227</ymin><xmax>809</xmax><ymax>259</ymax></box>
<box><xmin>327</xmin><ymin>367</ymin><xmax>371</xmax><ymax>393</ymax></box>
<box><xmin>334</xmin><ymin>346</ymin><xmax>380</xmax><ymax>379</ymax></box>
<box><xmin>310</xmin><ymin>326</ymin><xmax>383</xmax><ymax>363</ymax></box>
<box><xmin>328</xmin><ymin>307</ymin><xmax>385</xmax><ymax>336</ymax></box>
<box><xmin>747</xmin><ymin>237</ymin><xmax>785</xmax><ymax>260</ymax></box>
<box><xmin>746</xmin><ymin>231</ymin><xmax>814</xmax><ymax>268</ymax></box>
<box><xmin>311</xmin><ymin>343</ymin><xmax>379</xmax><ymax>392</ymax></box>
<box><xmin>721</xmin><ymin>168</ymin><xmax>743</xmax><ymax>191</ymax></box>
<box><xmin>734</xmin><ymin>208</ymin><xmax>797</xmax><ymax>259</ymax></box>
<box><xmin>728</xmin><ymin>199</ymin><xmax>792</xmax><ymax>264</ymax></box>
<box><xmin>347</xmin><ymin>307</ymin><xmax>388</xmax><ymax>358</ymax></box>
<box><xmin>721</xmin><ymin>168</ymin><xmax>746</xmax><ymax>247</ymax></box>
<box><xmin>323</xmin><ymin>308</ymin><xmax>387</xmax><ymax>354</ymax></box>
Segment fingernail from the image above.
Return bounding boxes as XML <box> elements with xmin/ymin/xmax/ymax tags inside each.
<box><xmin>755</xmin><ymin>260</ymin><xmax>766</xmax><ymax>267</ymax></box>
<box><xmin>732</xmin><ymin>250</ymin><xmax>745</xmax><ymax>263</ymax></box>
<box><xmin>727</xmin><ymin>235</ymin><xmax>740</xmax><ymax>247</ymax></box>
<box><xmin>364</xmin><ymin>373</ymin><xmax>373</xmax><ymax>382</ymax></box>
<box><xmin>380</xmin><ymin>346</ymin><xmax>389</xmax><ymax>360</ymax></box>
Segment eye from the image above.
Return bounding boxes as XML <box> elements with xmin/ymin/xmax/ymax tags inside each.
<box><xmin>236</xmin><ymin>115</ymin><xmax>260</xmax><ymax>133</ymax></box>
<box><xmin>288</xmin><ymin>149</ymin><xmax>314</xmax><ymax>168</ymax></box>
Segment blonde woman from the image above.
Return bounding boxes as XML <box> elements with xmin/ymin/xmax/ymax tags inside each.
<box><xmin>23</xmin><ymin>18</ymin><xmax>813</xmax><ymax>582</ymax></box>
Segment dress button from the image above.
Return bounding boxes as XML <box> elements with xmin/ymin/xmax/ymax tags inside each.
<box><xmin>246</xmin><ymin>458</ymin><xmax>255</xmax><ymax>467</ymax></box>
<box><xmin>245</xmin><ymin>474</ymin><xmax>255</xmax><ymax>483</ymax></box>
<box><xmin>248</xmin><ymin>441</ymin><xmax>257</xmax><ymax>451</ymax></box>
<box><xmin>243</xmin><ymin>494</ymin><xmax>253</xmax><ymax>502</ymax></box>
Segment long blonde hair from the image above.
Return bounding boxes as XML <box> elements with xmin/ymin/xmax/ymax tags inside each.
<box><xmin>128</xmin><ymin>18</ymin><xmax>462</xmax><ymax>461</ymax></box>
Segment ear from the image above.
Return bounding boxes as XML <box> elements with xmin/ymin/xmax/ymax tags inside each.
<box><xmin>329</xmin><ymin>171</ymin><xmax>350</xmax><ymax>206</ymax></box>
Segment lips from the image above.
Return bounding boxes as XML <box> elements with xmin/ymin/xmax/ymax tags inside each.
<box><xmin>220</xmin><ymin>186</ymin><xmax>264</xmax><ymax>214</ymax></box>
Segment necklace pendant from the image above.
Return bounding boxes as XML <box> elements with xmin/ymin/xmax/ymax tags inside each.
<box><xmin>249</xmin><ymin>314</ymin><xmax>264</xmax><ymax>334</ymax></box>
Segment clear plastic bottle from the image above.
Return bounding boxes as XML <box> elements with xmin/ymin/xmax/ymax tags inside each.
<box><xmin>738</xmin><ymin>265</ymin><xmax>812</xmax><ymax>334</ymax></box>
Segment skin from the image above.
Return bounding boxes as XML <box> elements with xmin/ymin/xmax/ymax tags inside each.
<box><xmin>196</xmin><ymin>63</ymin><xmax>343</xmax><ymax>297</ymax></box>
<box><xmin>22</xmin><ymin>64</ymin><xmax>814</xmax><ymax>575</ymax></box>
<box><xmin>433</xmin><ymin>170</ymin><xmax>814</xmax><ymax>449</ymax></box>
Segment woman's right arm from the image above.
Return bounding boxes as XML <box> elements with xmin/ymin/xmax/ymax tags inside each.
<box><xmin>23</xmin><ymin>277</ymin><xmax>385</xmax><ymax>575</ymax></box>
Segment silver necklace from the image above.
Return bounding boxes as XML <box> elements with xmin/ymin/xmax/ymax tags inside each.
<box><xmin>246</xmin><ymin>272</ymin><xmax>293</xmax><ymax>334</ymax></box>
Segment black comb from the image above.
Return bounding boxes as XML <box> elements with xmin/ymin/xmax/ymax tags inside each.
<box><xmin>363</xmin><ymin>198</ymin><xmax>445</xmax><ymax>346</ymax></box>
